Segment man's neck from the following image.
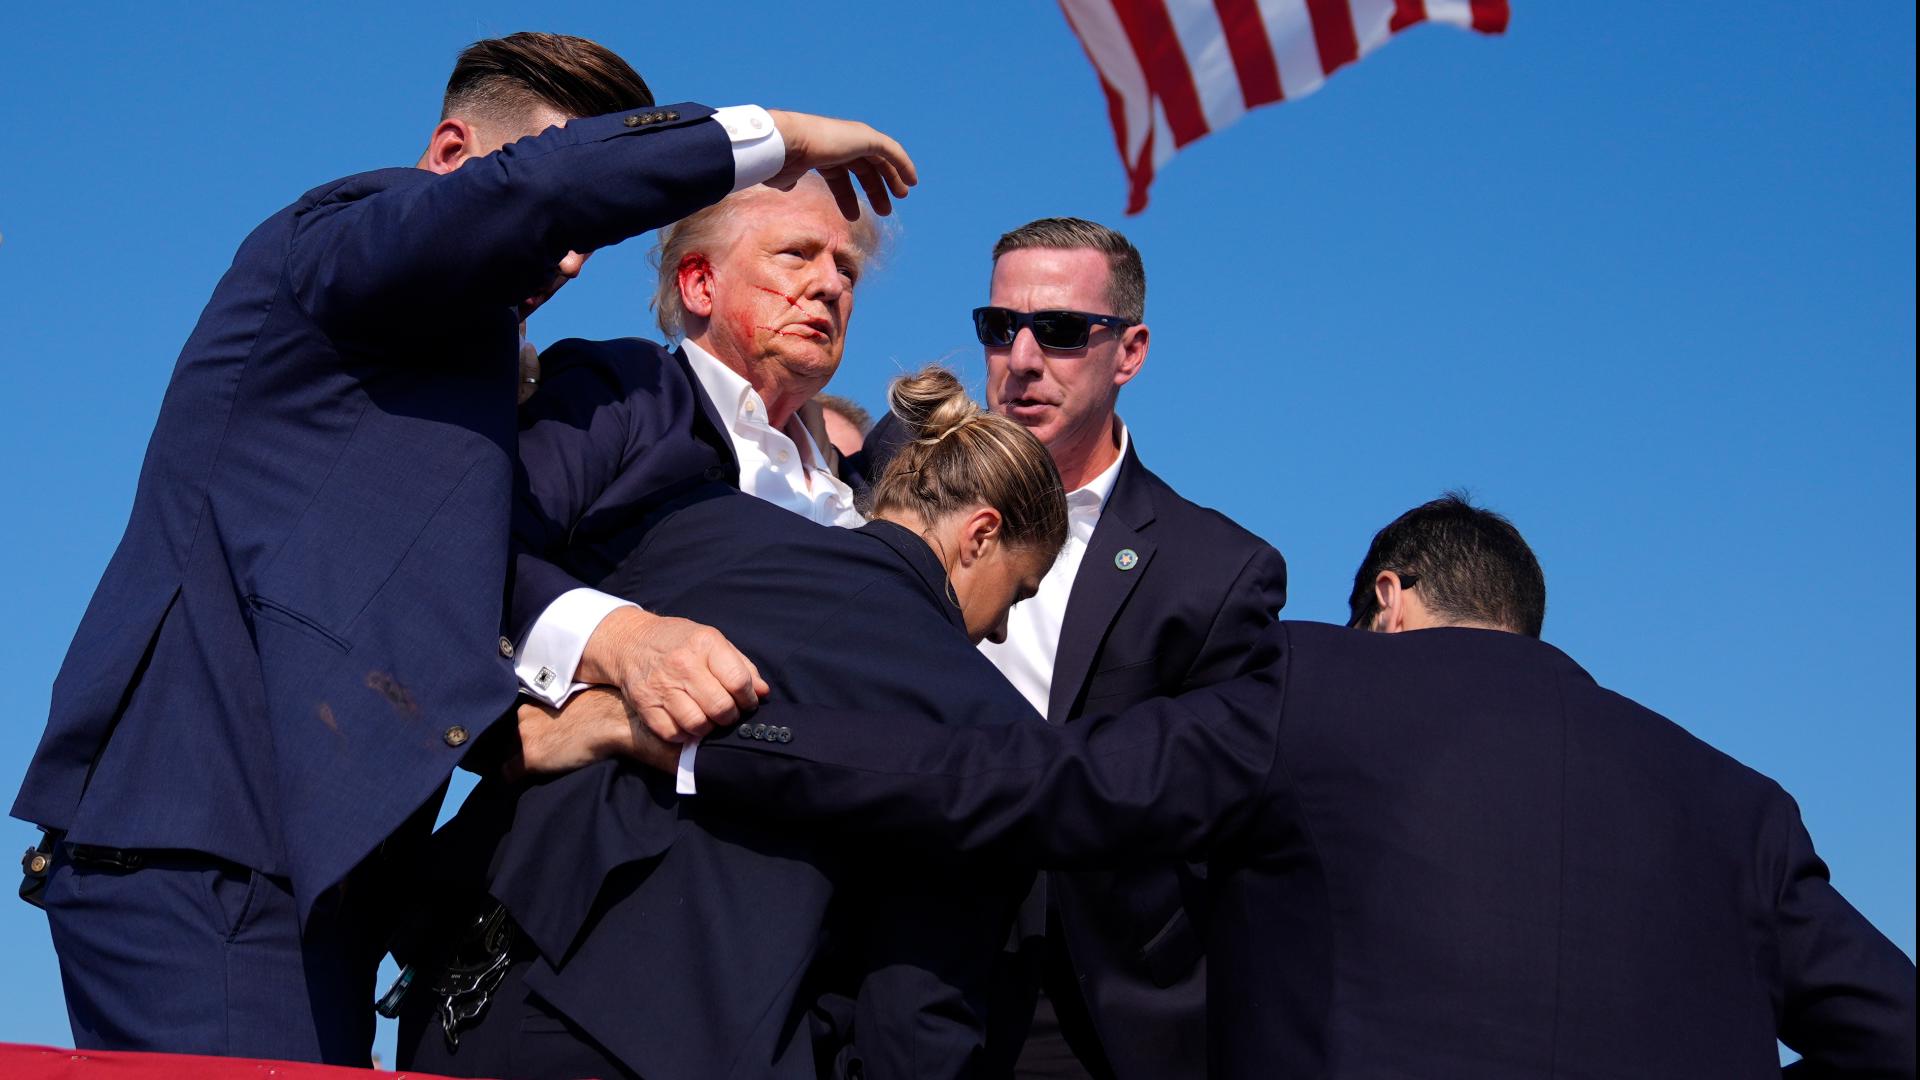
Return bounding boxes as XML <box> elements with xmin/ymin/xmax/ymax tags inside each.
<box><xmin>1051</xmin><ymin>414</ymin><xmax>1123</xmax><ymax>493</ymax></box>
<box><xmin>685</xmin><ymin>335</ymin><xmax>818</xmax><ymax>428</ymax></box>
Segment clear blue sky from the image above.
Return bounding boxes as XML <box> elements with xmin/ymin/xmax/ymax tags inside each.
<box><xmin>1</xmin><ymin>1</ymin><xmax>1911</xmax><ymax>1063</ymax></box>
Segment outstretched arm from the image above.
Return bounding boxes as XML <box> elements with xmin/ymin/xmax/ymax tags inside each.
<box><xmin>288</xmin><ymin>107</ymin><xmax>917</xmax><ymax>348</ymax></box>
<box><xmin>666</xmin><ymin>624</ymin><xmax>1291</xmax><ymax>868</ymax></box>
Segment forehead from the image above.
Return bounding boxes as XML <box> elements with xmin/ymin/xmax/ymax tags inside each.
<box><xmin>988</xmin><ymin>247</ymin><xmax>1112</xmax><ymax>312</ymax></box>
<box><xmin>721</xmin><ymin>184</ymin><xmax>869</xmax><ymax>264</ymax></box>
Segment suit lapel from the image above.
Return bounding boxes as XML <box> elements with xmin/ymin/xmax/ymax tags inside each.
<box><xmin>1047</xmin><ymin>445</ymin><xmax>1158</xmax><ymax>723</ymax></box>
<box><xmin>672</xmin><ymin>346</ymin><xmax>740</xmax><ymax>477</ymax></box>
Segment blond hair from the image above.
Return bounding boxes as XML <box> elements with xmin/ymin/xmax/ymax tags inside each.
<box><xmin>650</xmin><ymin>176</ymin><xmax>881</xmax><ymax>339</ymax></box>
<box><xmin>871</xmin><ymin>367</ymin><xmax>1068</xmax><ymax>555</ymax></box>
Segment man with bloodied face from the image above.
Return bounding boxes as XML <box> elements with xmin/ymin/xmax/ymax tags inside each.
<box><xmin>501</xmin><ymin>174</ymin><xmax>877</xmax><ymax>704</ymax></box>
<box><xmin>411</xmin><ymin>180</ymin><xmax>990</xmax><ymax>1077</ymax></box>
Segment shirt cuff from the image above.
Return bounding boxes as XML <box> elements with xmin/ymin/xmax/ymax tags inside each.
<box><xmin>516</xmin><ymin>588</ymin><xmax>637</xmax><ymax>707</ymax></box>
<box><xmin>675</xmin><ymin>739</ymin><xmax>701</xmax><ymax>795</ymax></box>
<box><xmin>713</xmin><ymin>105</ymin><xmax>785</xmax><ymax>192</ymax></box>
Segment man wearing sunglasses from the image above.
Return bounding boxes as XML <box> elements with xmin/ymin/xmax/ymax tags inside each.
<box><xmin>862</xmin><ymin>218</ymin><xmax>1288</xmax><ymax>1079</ymax></box>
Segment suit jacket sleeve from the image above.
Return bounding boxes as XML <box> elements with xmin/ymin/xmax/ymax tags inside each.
<box><xmin>1772</xmin><ymin>790</ymin><xmax>1917</xmax><ymax>1076</ymax></box>
<box><xmin>696</xmin><ymin>623</ymin><xmax>1289</xmax><ymax>868</ymax></box>
<box><xmin>286</xmin><ymin>106</ymin><xmax>732</xmax><ymax>349</ymax></box>
<box><xmin>1184</xmin><ymin>540</ymin><xmax>1289</xmax><ymax>689</ymax></box>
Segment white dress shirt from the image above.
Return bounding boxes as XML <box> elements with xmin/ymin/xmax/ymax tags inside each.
<box><xmin>978</xmin><ymin>422</ymin><xmax>1129</xmax><ymax>717</ymax></box>
<box><xmin>678</xmin><ymin>341</ymin><xmax>865</xmax><ymax>530</ymax></box>
<box><xmin>514</xmin><ymin>105</ymin><xmax>833</xmax><ymax>706</ymax></box>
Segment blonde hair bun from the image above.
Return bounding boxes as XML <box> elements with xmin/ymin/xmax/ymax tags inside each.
<box><xmin>872</xmin><ymin>366</ymin><xmax>1069</xmax><ymax>555</ymax></box>
<box><xmin>887</xmin><ymin>366</ymin><xmax>982</xmax><ymax>444</ymax></box>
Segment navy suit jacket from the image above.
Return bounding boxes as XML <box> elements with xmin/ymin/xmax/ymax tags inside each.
<box><xmin>862</xmin><ymin>416</ymin><xmax>1287</xmax><ymax>1076</ymax></box>
<box><xmin>12</xmin><ymin>106</ymin><xmax>737</xmax><ymax>918</ymax></box>
<box><xmin>694</xmin><ymin>622</ymin><xmax>1919</xmax><ymax>1078</ymax></box>
<box><xmin>438</xmin><ymin>489</ymin><xmax>1037</xmax><ymax>1080</ymax></box>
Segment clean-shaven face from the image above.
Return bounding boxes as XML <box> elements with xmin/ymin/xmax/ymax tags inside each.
<box><xmin>983</xmin><ymin>246</ymin><xmax>1130</xmax><ymax>455</ymax></box>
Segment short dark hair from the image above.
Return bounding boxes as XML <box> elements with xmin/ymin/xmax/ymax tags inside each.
<box><xmin>1347</xmin><ymin>492</ymin><xmax>1546</xmax><ymax>637</ymax></box>
<box><xmin>814</xmin><ymin>393</ymin><xmax>873</xmax><ymax>435</ymax></box>
<box><xmin>991</xmin><ymin>217</ymin><xmax>1146</xmax><ymax>322</ymax></box>
<box><xmin>443</xmin><ymin>32</ymin><xmax>652</xmax><ymax>127</ymax></box>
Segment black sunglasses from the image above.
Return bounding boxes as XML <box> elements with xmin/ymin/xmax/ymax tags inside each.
<box><xmin>972</xmin><ymin>306</ymin><xmax>1137</xmax><ymax>352</ymax></box>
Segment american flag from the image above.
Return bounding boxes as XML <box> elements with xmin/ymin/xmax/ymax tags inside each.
<box><xmin>1060</xmin><ymin>0</ymin><xmax>1511</xmax><ymax>212</ymax></box>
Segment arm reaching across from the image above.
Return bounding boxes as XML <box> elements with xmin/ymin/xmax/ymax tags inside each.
<box><xmin>660</xmin><ymin>624</ymin><xmax>1292</xmax><ymax>869</ymax></box>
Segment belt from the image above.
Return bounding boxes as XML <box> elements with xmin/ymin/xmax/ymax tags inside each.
<box><xmin>62</xmin><ymin>843</ymin><xmax>231</xmax><ymax>873</ymax></box>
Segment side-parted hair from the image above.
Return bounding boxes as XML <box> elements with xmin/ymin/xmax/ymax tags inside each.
<box><xmin>443</xmin><ymin>32</ymin><xmax>653</xmax><ymax>128</ymax></box>
<box><xmin>992</xmin><ymin>217</ymin><xmax>1146</xmax><ymax>322</ymax></box>
<box><xmin>1347</xmin><ymin>492</ymin><xmax>1547</xmax><ymax>637</ymax></box>
<box><xmin>871</xmin><ymin>367</ymin><xmax>1068</xmax><ymax>557</ymax></box>
<box><xmin>650</xmin><ymin>177</ymin><xmax>880</xmax><ymax>339</ymax></box>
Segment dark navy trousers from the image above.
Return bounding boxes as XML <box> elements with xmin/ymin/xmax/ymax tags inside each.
<box><xmin>44</xmin><ymin>848</ymin><xmax>387</xmax><ymax>1065</ymax></box>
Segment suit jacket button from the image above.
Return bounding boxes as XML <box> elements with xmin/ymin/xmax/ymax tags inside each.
<box><xmin>443</xmin><ymin>725</ymin><xmax>470</xmax><ymax>748</ymax></box>
<box><xmin>664</xmin><ymin>110</ymin><xmax>679</xmax><ymax>121</ymax></box>
<box><xmin>498</xmin><ymin>637</ymin><xmax>515</xmax><ymax>659</ymax></box>
<box><xmin>738</xmin><ymin>724</ymin><xmax>754</xmax><ymax>738</ymax></box>
<box><xmin>776</xmin><ymin>727</ymin><xmax>792</xmax><ymax>743</ymax></box>
<box><xmin>751</xmin><ymin>723</ymin><xmax>769</xmax><ymax>740</ymax></box>
<box><xmin>624</xmin><ymin>115</ymin><xmax>642</xmax><ymax>127</ymax></box>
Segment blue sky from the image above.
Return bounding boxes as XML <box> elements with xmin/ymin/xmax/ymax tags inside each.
<box><xmin>0</xmin><ymin>1</ymin><xmax>1911</xmax><ymax>1063</ymax></box>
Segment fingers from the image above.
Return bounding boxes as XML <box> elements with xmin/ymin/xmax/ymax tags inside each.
<box><xmin>706</xmin><ymin>644</ymin><xmax>764</xmax><ymax>717</ymax></box>
<box><xmin>851</xmin><ymin>161</ymin><xmax>893</xmax><ymax>218</ymax></box>
<box><xmin>823</xmin><ymin>168</ymin><xmax>862</xmax><ymax>221</ymax></box>
<box><xmin>619</xmin><ymin>617</ymin><xmax>762</xmax><ymax>742</ymax></box>
<box><xmin>636</xmin><ymin>690</ymin><xmax>705</xmax><ymax>744</ymax></box>
<box><xmin>866</xmin><ymin>131</ymin><xmax>917</xmax><ymax>191</ymax></box>
<box><xmin>763</xmin><ymin>111</ymin><xmax>917</xmax><ymax>216</ymax></box>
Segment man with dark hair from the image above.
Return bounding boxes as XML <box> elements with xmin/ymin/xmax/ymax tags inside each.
<box><xmin>640</xmin><ymin>495</ymin><xmax>1917</xmax><ymax>1077</ymax></box>
<box><xmin>10</xmin><ymin>30</ymin><xmax>916</xmax><ymax>1064</ymax></box>
<box><xmin>863</xmin><ymin>216</ymin><xmax>1287</xmax><ymax>1079</ymax></box>
<box><xmin>1346</xmin><ymin>491</ymin><xmax>1547</xmax><ymax>637</ymax></box>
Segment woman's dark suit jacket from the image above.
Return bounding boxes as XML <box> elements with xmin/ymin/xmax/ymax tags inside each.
<box><xmin>417</xmin><ymin>488</ymin><xmax>1039</xmax><ymax>1080</ymax></box>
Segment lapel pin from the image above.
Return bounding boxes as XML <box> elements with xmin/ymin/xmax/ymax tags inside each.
<box><xmin>1114</xmin><ymin>548</ymin><xmax>1139</xmax><ymax>571</ymax></box>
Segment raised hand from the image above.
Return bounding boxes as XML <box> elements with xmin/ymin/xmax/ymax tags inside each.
<box><xmin>765</xmin><ymin>110</ymin><xmax>918</xmax><ymax>219</ymax></box>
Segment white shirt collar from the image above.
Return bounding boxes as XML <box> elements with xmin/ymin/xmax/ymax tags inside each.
<box><xmin>1069</xmin><ymin>419</ymin><xmax>1130</xmax><ymax>516</ymax></box>
<box><xmin>682</xmin><ymin>339</ymin><xmax>760</xmax><ymax>424</ymax></box>
<box><xmin>682</xmin><ymin>338</ymin><xmax>834</xmax><ymax>467</ymax></box>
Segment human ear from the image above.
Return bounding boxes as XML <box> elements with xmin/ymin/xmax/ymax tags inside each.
<box><xmin>1113</xmin><ymin>322</ymin><xmax>1149</xmax><ymax>388</ymax></box>
<box><xmin>958</xmin><ymin>507</ymin><xmax>1004</xmax><ymax>568</ymax></box>
<box><xmin>678</xmin><ymin>253</ymin><xmax>717</xmax><ymax>319</ymax></box>
<box><xmin>422</xmin><ymin>118</ymin><xmax>480</xmax><ymax>175</ymax></box>
<box><xmin>1373</xmin><ymin>571</ymin><xmax>1403</xmax><ymax>634</ymax></box>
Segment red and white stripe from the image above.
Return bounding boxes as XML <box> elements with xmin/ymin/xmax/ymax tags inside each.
<box><xmin>1060</xmin><ymin>0</ymin><xmax>1509</xmax><ymax>212</ymax></box>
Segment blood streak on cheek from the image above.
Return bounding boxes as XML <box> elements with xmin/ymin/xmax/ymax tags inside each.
<box><xmin>754</xmin><ymin>285</ymin><xmax>803</xmax><ymax>308</ymax></box>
